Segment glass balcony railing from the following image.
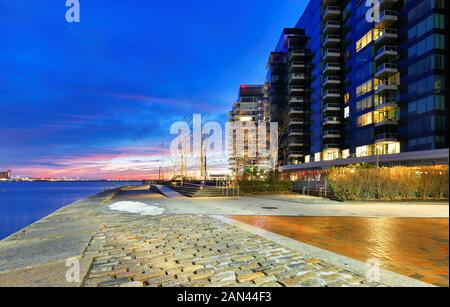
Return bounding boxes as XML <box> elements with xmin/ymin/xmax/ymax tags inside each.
<box><xmin>375</xmin><ymin>45</ymin><xmax>398</xmax><ymax>57</ymax></box>
<box><xmin>376</xmin><ymin>63</ymin><xmax>397</xmax><ymax>73</ymax></box>
<box><xmin>376</xmin><ymin>133</ymin><xmax>397</xmax><ymax>141</ymax></box>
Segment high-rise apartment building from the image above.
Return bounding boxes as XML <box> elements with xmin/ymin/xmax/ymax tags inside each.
<box><xmin>255</xmin><ymin>0</ymin><xmax>448</xmax><ymax>169</ymax></box>
<box><xmin>228</xmin><ymin>85</ymin><xmax>271</xmax><ymax>176</ymax></box>
<box><xmin>266</xmin><ymin>28</ymin><xmax>311</xmax><ymax>166</ymax></box>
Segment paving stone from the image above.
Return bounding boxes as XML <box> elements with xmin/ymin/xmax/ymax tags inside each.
<box><xmin>144</xmin><ymin>275</ymin><xmax>174</xmax><ymax>286</ymax></box>
<box><xmin>237</xmin><ymin>272</ymin><xmax>265</xmax><ymax>283</ymax></box>
<box><xmin>97</xmin><ymin>277</ymin><xmax>131</xmax><ymax>287</ymax></box>
<box><xmin>120</xmin><ymin>281</ymin><xmax>144</xmax><ymax>287</ymax></box>
<box><xmin>253</xmin><ymin>275</ymin><xmax>277</xmax><ymax>286</ymax></box>
<box><xmin>300</xmin><ymin>278</ymin><xmax>327</xmax><ymax>287</ymax></box>
<box><xmin>82</xmin><ymin>215</ymin><xmax>376</xmax><ymax>288</ymax></box>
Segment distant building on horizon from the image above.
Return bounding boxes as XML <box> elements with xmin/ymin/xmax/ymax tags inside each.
<box><xmin>0</xmin><ymin>170</ymin><xmax>12</xmax><ymax>179</ymax></box>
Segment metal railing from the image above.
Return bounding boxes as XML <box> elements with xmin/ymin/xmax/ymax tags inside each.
<box><xmin>216</xmin><ymin>179</ymin><xmax>240</xmax><ymax>197</ymax></box>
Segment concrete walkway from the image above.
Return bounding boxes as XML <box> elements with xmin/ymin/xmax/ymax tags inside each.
<box><xmin>153</xmin><ymin>185</ymin><xmax>185</xmax><ymax>198</ymax></box>
<box><xmin>117</xmin><ymin>191</ymin><xmax>449</xmax><ymax>218</ymax></box>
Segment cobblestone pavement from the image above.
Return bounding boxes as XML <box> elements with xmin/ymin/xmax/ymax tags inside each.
<box><xmin>82</xmin><ymin>215</ymin><xmax>375</xmax><ymax>287</ymax></box>
<box><xmin>232</xmin><ymin>216</ymin><xmax>449</xmax><ymax>287</ymax></box>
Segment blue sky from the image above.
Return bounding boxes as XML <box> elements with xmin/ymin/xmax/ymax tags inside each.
<box><xmin>0</xmin><ymin>0</ymin><xmax>307</xmax><ymax>179</ymax></box>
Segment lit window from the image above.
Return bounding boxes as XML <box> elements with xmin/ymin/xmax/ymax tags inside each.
<box><xmin>305</xmin><ymin>155</ymin><xmax>311</xmax><ymax>163</ymax></box>
<box><xmin>376</xmin><ymin>142</ymin><xmax>401</xmax><ymax>155</ymax></box>
<box><xmin>356</xmin><ymin>79</ymin><xmax>373</xmax><ymax>97</ymax></box>
<box><xmin>344</xmin><ymin>93</ymin><xmax>350</xmax><ymax>104</ymax></box>
<box><xmin>314</xmin><ymin>152</ymin><xmax>321</xmax><ymax>162</ymax></box>
<box><xmin>342</xmin><ymin>149</ymin><xmax>350</xmax><ymax>159</ymax></box>
<box><xmin>356</xmin><ymin>145</ymin><xmax>373</xmax><ymax>157</ymax></box>
<box><xmin>356</xmin><ymin>30</ymin><xmax>373</xmax><ymax>52</ymax></box>
<box><xmin>344</xmin><ymin>106</ymin><xmax>350</xmax><ymax>118</ymax></box>
<box><xmin>357</xmin><ymin>112</ymin><xmax>373</xmax><ymax>127</ymax></box>
<box><xmin>323</xmin><ymin>150</ymin><xmax>339</xmax><ymax>161</ymax></box>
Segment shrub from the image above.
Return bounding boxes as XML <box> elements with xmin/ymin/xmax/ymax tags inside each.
<box><xmin>238</xmin><ymin>171</ymin><xmax>292</xmax><ymax>195</ymax></box>
<box><xmin>327</xmin><ymin>165</ymin><xmax>449</xmax><ymax>201</ymax></box>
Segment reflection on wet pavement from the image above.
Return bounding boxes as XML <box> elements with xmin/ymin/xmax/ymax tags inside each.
<box><xmin>232</xmin><ymin>216</ymin><xmax>449</xmax><ymax>287</ymax></box>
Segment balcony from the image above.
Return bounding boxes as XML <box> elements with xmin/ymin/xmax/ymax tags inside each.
<box><xmin>289</xmin><ymin>85</ymin><xmax>306</xmax><ymax>94</ymax></box>
<box><xmin>375</xmin><ymin>98</ymin><xmax>397</xmax><ymax>110</ymax></box>
<box><xmin>289</xmin><ymin>97</ymin><xmax>305</xmax><ymax>105</ymax></box>
<box><xmin>322</xmin><ymin>0</ymin><xmax>338</xmax><ymax>6</ymax></box>
<box><xmin>289</xmin><ymin>120</ymin><xmax>308</xmax><ymax>126</ymax></box>
<box><xmin>322</xmin><ymin>34</ymin><xmax>341</xmax><ymax>47</ymax></box>
<box><xmin>322</xmin><ymin>20</ymin><xmax>341</xmax><ymax>34</ymax></box>
<box><xmin>374</xmin><ymin>28</ymin><xmax>398</xmax><ymax>45</ymax></box>
<box><xmin>288</xmin><ymin>129</ymin><xmax>305</xmax><ymax>137</ymax></box>
<box><xmin>288</xmin><ymin>141</ymin><xmax>305</xmax><ymax>147</ymax></box>
<box><xmin>323</xmin><ymin>116</ymin><xmax>341</xmax><ymax>125</ymax></box>
<box><xmin>288</xmin><ymin>152</ymin><xmax>304</xmax><ymax>159</ymax></box>
<box><xmin>323</xmin><ymin>76</ymin><xmax>341</xmax><ymax>87</ymax></box>
<box><xmin>323</xmin><ymin>103</ymin><xmax>341</xmax><ymax>112</ymax></box>
<box><xmin>375</xmin><ymin>133</ymin><xmax>398</xmax><ymax>143</ymax></box>
<box><xmin>289</xmin><ymin>50</ymin><xmax>306</xmax><ymax>62</ymax></box>
<box><xmin>323</xmin><ymin>6</ymin><xmax>341</xmax><ymax>20</ymax></box>
<box><xmin>323</xmin><ymin>89</ymin><xmax>341</xmax><ymax>100</ymax></box>
<box><xmin>375</xmin><ymin>82</ymin><xmax>398</xmax><ymax>94</ymax></box>
<box><xmin>323</xmin><ymin>62</ymin><xmax>341</xmax><ymax>74</ymax></box>
<box><xmin>288</xmin><ymin>107</ymin><xmax>305</xmax><ymax>115</ymax></box>
<box><xmin>376</xmin><ymin>10</ymin><xmax>398</xmax><ymax>28</ymax></box>
<box><xmin>323</xmin><ymin>130</ymin><xmax>341</xmax><ymax>139</ymax></box>
<box><xmin>322</xmin><ymin>48</ymin><xmax>341</xmax><ymax>61</ymax></box>
<box><xmin>375</xmin><ymin>118</ymin><xmax>398</xmax><ymax>127</ymax></box>
<box><xmin>375</xmin><ymin>45</ymin><xmax>398</xmax><ymax>62</ymax></box>
<box><xmin>379</xmin><ymin>0</ymin><xmax>398</xmax><ymax>9</ymax></box>
<box><xmin>375</xmin><ymin>63</ymin><xmax>398</xmax><ymax>78</ymax></box>
<box><xmin>323</xmin><ymin>143</ymin><xmax>340</xmax><ymax>150</ymax></box>
<box><xmin>289</xmin><ymin>61</ymin><xmax>307</xmax><ymax>72</ymax></box>
<box><xmin>288</xmin><ymin>73</ymin><xmax>306</xmax><ymax>84</ymax></box>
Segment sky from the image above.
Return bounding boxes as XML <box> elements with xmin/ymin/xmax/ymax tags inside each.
<box><xmin>0</xmin><ymin>0</ymin><xmax>307</xmax><ymax>179</ymax></box>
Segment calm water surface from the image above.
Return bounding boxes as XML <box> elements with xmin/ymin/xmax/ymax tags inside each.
<box><xmin>0</xmin><ymin>181</ymin><xmax>140</xmax><ymax>240</ymax></box>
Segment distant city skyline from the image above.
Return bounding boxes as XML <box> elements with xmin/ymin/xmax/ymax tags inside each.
<box><xmin>0</xmin><ymin>0</ymin><xmax>307</xmax><ymax>179</ymax></box>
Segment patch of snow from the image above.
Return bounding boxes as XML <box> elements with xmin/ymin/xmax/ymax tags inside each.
<box><xmin>108</xmin><ymin>201</ymin><xmax>165</xmax><ymax>216</ymax></box>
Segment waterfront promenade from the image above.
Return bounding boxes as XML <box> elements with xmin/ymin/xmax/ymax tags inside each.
<box><xmin>0</xmin><ymin>186</ymin><xmax>447</xmax><ymax>287</ymax></box>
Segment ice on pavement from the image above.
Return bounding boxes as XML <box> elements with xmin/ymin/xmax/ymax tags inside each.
<box><xmin>108</xmin><ymin>201</ymin><xmax>165</xmax><ymax>216</ymax></box>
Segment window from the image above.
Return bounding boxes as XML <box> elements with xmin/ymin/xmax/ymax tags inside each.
<box><xmin>356</xmin><ymin>80</ymin><xmax>373</xmax><ymax>97</ymax></box>
<box><xmin>344</xmin><ymin>106</ymin><xmax>350</xmax><ymax>119</ymax></box>
<box><xmin>344</xmin><ymin>93</ymin><xmax>350</xmax><ymax>104</ymax></box>
<box><xmin>356</xmin><ymin>96</ymin><xmax>373</xmax><ymax>111</ymax></box>
<box><xmin>408</xmin><ymin>34</ymin><xmax>445</xmax><ymax>58</ymax></box>
<box><xmin>305</xmin><ymin>155</ymin><xmax>310</xmax><ymax>163</ymax></box>
<box><xmin>356</xmin><ymin>29</ymin><xmax>383</xmax><ymax>53</ymax></box>
<box><xmin>356</xmin><ymin>145</ymin><xmax>373</xmax><ymax>157</ymax></box>
<box><xmin>374</xmin><ymin>109</ymin><xmax>397</xmax><ymax>123</ymax></box>
<box><xmin>357</xmin><ymin>112</ymin><xmax>373</xmax><ymax>127</ymax></box>
<box><xmin>408</xmin><ymin>14</ymin><xmax>445</xmax><ymax>40</ymax></box>
<box><xmin>342</xmin><ymin>149</ymin><xmax>350</xmax><ymax>159</ymax></box>
<box><xmin>324</xmin><ymin>150</ymin><xmax>339</xmax><ymax>161</ymax></box>
<box><xmin>376</xmin><ymin>143</ymin><xmax>400</xmax><ymax>155</ymax></box>
<box><xmin>314</xmin><ymin>153</ymin><xmax>321</xmax><ymax>162</ymax></box>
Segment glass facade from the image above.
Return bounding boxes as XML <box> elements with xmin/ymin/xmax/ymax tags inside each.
<box><xmin>294</xmin><ymin>0</ymin><xmax>447</xmax><ymax>164</ymax></box>
<box><xmin>234</xmin><ymin>0</ymin><xmax>448</xmax><ymax>167</ymax></box>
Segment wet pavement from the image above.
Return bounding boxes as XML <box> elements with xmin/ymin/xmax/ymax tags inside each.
<box><xmin>232</xmin><ymin>216</ymin><xmax>449</xmax><ymax>287</ymax></box>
